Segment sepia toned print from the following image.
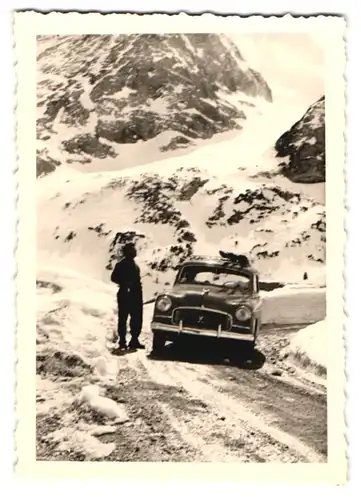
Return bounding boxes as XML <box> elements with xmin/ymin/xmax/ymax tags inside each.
<box><xmin>15</xmin><ymin>12</ymin><xmax>346</xmax><ymax>482</ymax></box>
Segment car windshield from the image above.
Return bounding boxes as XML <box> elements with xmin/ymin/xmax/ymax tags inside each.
<box><xmin>177</xmin><ymin>265</ymin><xmax>252</xmax><ymax>291</ymax></box>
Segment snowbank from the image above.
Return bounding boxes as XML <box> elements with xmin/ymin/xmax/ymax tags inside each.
<box><xmin>36</xmin><ymin>374</ymin><xmax>120</xmax><ymax>460</ymax></box>
<box><xmin>79</xmin><ymin>385</ymin><xmax>129</xmax><ymax>422</ymax></box>
<box><xmin>36</xmin><ymin>267</ymin><xmax>130</xmax><ymax>460</ymax></box>
<box><xmin>261</xmin><ymin>286</ymin><xmax>326</xmax><ymax>325</ymax></box>
<box><xmin>285</xmin><ymin>320</ymin><xmax>327</xmax><ymax>375</ymax></box>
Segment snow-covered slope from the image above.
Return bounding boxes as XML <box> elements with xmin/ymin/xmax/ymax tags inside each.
<box><xmin>36</xmin><ymin>34</ymin><xmax>272</xmax><ymax>176</ymax></box>
<box><xmin>37</xmin><ymin>142</ymin><xmax>326</xmax><ymax>301</ymax></box>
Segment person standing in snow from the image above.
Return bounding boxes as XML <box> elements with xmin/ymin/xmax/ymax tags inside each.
<box><xmin>110</xmin><ymin>242</ymin><xmax>145</xmax><ymax>350</ymax></box>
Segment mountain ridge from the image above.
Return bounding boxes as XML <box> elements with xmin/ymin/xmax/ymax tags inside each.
<box><xmin>37</xmin><ymin>34</ymin><xmax>272</xmax><ymax>176</ymax></box>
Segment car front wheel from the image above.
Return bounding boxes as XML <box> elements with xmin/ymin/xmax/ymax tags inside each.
<box><xmin>151</xmin><ymin>330</ymin><xmax>166</xmax><ymax>355</ymax></box>
<box><xmin>238</xmin><ymin>338</ymin><xmax>255</xmax><ymax>362</ymax></box>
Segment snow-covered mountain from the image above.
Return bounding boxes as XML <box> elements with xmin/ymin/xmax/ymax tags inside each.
<box><xmin>37</xmin><ymin>34</ymin><xmax>272</xmax><ymax>176</ymax></box>
<box><xmin>36</xmin><ymin>34</ymin><xmax>325</xmax><ymax>297</ymax></box>
<box><xmin>275</xmin><ymin>96</ymin><xmax>325</xmax><ymax>183</ymax></box>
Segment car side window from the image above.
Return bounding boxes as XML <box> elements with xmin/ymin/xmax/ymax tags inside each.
<box><xmin>179</xmin><ymin>268</ymin><xmax>195</xmax><ymax>283</ymax></box>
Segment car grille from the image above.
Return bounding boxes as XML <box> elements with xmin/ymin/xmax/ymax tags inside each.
<box><xmin>172</xmin><ymin>308</ymin><xmax>231</xmax><ymax>331</ymax></box>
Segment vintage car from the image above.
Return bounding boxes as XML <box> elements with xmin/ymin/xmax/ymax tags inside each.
<box><xmin>150</xmin><ymin>252</ymin><xmax>262</xmax><ymax>354</ymax></box>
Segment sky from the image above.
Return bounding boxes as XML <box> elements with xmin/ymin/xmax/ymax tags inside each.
<box><xmin>231</xmin><ymin>33</ymin><xmax>325</xmax><ymax>110</ymax></box>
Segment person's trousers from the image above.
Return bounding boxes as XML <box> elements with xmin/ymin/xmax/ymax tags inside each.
<box><xmin>117</xmin><ymin>292</ymin><xmax>143</xmax><ymax>342</ymax></box>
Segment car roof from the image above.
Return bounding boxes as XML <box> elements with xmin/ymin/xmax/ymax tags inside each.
<box><xmin>179</xmin><ymin>255</ymin><xmax>259</xmax><ymax>275</ymax></box>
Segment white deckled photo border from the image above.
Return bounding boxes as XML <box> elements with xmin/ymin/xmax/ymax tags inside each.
<box><xmin>14</xmin><ymin>11</ymin><xmax>346</xmax><ymax>483</ymax></box>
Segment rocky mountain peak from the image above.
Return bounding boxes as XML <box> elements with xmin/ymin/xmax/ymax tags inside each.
<box><xmin>36</xmin><ymin>34</ymin><xmax>272</xmax><ymax>175</ymax></box>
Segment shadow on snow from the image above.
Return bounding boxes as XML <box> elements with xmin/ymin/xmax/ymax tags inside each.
<box><xmin>148</xmin><ymin>337</ymin><xmax>266</xmax><ymax>371</ymax></box>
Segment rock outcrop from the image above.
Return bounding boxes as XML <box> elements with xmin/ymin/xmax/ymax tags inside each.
<box><xmin>275</xmin><ymin>96</ymin><xmax>325</xmax><ymax>183</ymax></box>
<box><xmin>36</xmin><ymin>149</ymin><xmax>61</xmax><ymax>177</ymax></box>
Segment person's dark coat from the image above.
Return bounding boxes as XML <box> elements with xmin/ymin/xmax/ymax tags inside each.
<box><xmin>111</xmin><ymin>257</ymin><xmax>143</xmax><ymax>343</ymax></box>
<box><xmin>111</xmin><ymin>257</ymin><xmax>143</xmax><ymax>298</ymax></box>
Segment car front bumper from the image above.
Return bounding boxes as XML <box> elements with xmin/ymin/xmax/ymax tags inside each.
<box><xmin>151</xmin><ymin>321</ymin><xmax>254</xmax><ymax>341</ymax></box>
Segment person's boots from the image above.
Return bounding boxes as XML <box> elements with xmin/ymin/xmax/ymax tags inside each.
<box><xmin>117</xmin><ymin>337</ymin><xmax>127</xmax><ymax>349</ymax></box>
<box><xmin>128</xmin><ymin>337</ymin><xmax>145</xmax><ymax>349</ymax></box>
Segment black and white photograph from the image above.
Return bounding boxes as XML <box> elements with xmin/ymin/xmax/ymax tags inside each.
<box><xmin>14</xmin><ymin>12</ymin><xmax>346</xmax><ymax>479</ymax></box>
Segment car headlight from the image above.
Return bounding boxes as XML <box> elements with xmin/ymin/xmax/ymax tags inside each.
<box><xmin>235</xmin><ymin>305</ymin><xmax>252</xmax><ymax>321</ymax></box>
<box><xmin>156</xmin><ymin>296</ymin><xmax>172</xmax><ymax>312</ymax></box>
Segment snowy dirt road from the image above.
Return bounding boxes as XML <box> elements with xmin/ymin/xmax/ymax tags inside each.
<box><xmin>35</xmin><ymin>274</ymin><xmax>327</xmax><ymax>463</ymax></box>
<box><xmin>94</xmin><ymin>325</ymin><xmax>327</xmax><ymax>463</ymax></box>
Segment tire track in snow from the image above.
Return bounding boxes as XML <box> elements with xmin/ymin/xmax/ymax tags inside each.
<box><xmin>121</xmin><ymin>354</ymin><xmax>258</xmax><ymax>461</ymax></box>
<box><xmin>212</xmin><ymin>365</ymin><xmax>327</xmax><ymax>457</ymax></box>
<box><xmin>137</xmin><ymin>354</ymin><xmax>323</xmax><ymax>462</ymax></box>
<box><xmin>107</xmin><ymin>323</ymin><xmax>326</xmax><ymax>462</ymax></box>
